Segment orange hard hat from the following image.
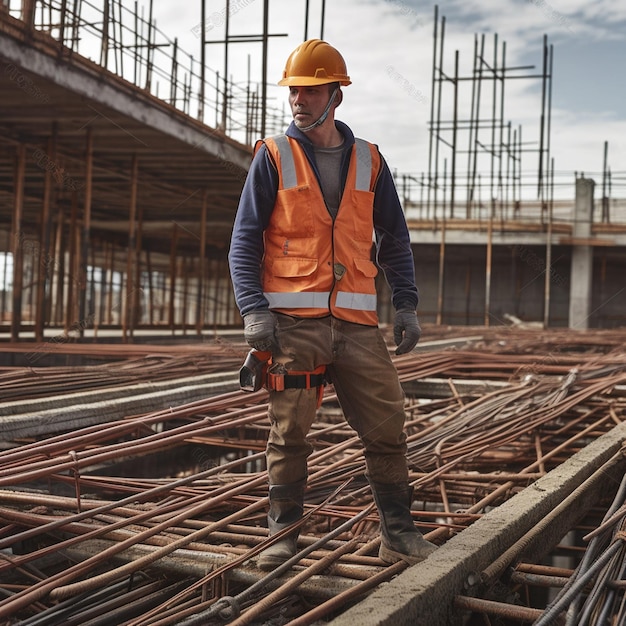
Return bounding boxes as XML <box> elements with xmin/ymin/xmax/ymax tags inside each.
<box><xmin>278</xmin><ymin>39</ymin><xmax>351</xmax><ymax>86</ymax></box>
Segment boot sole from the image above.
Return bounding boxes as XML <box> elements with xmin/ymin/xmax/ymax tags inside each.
<box><xmin>257</xmin><ymin>554</ymin><xmax>291</xmax><ymax>571</ymax></box>
<box><xmin>379</xmin><ymin>544</ymin><xmax>436</xmax><ymax>565</ymax></box>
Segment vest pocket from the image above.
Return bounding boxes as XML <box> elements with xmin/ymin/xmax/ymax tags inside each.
<box><xmin>271</xmin><ymin>256</ymin><xmax>318</xmax><ymax>277</ymax></box>
<box><xmin>274</xmin><ymin>186</ymin><xmax>315</xmax><ymax>237</ymax></box>
<box><xmin>353</xmin><ymin>257</ymin><xmax>378</xmax><ymax>278</ymax></box>
<box><xmin>347</xmin><ymin>189</ymin><xmax>375</xmax><ymax>241</ymax></box>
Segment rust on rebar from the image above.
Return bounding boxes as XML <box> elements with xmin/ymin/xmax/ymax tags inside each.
<box><xmin>1</xmin><ymin>330</ymin><xmax>626</xmax><ymax>623</ymax></box>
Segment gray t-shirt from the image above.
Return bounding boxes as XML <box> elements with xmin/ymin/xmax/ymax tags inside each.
<box><xmin>313</xmin><ymin>142</ymin><xmax>344</xmax><ymax>218</ymax></box>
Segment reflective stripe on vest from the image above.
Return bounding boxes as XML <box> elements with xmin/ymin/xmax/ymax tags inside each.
<box><xmin>265</xmin><ymin>291</ymin><xmax>331</xmax><ymax>309</ymax></box>
<box><xmin>265</xmin><ymin>290</ymin><xmax>378</xmax><ymax>312</ymax></box>
<box><xmin>353</xmin><ymin>139</ymin><xmax>372</xmax><ymax>191</ymax></box>
<box><xmin>271</xmin><ymin>134</ymin><xmax>372</xmax><ymax>192</ymax></box>
<box><xmin>272</xmin><ymin>134</ymin><xmax>298</xmax><ymax>189</ymax></box>
<box><xmin>335</xmin><ymin>291</ymin><xmax>377</xmax><ymax>311</ymax></box>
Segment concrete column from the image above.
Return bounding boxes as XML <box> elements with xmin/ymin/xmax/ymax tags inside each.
<box><xmin>568</xmin><ymin>177</ymin><xmax>594</xmax><ymax>329</ymax></box>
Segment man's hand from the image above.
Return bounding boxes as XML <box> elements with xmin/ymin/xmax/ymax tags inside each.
<box><xmin>243</xmin><ymin>310</ymin><xmax>278</xmax><ymax>352</ymax></box>
<box><xmin>393</xmin><ymin>308</ymin><xmax>422</xmax><ymax>355</ymax></box>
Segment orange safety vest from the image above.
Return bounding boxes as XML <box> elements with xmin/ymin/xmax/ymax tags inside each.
<box><xmin>260</xmin><ymin>134</ymin><xmax>382</xmax><ymax>326</ymax></box>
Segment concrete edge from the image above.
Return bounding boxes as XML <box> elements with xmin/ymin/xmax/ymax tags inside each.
<box><xmin>330</xmin><ymin>421</ymin><xmax>626</xmax><ymax>626</ymax></box>
<box><xmin>0</xmin><ymin>371</ymin><xmax>238</xmax><ymax>417</ymax></box>
<box><xmin>0</xmin><ymin>373</ymin><xmax>242</xmax><ymax>440</ymax></box>
<box><xmin>0</xmin><ymin>32</ymin><xmax>252</xmax><ymax>169</ymax></box>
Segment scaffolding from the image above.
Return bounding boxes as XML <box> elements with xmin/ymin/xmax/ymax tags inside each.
<box><xmin>2</xmin><ymin>0</ymin><xmax>289</xmax><ymax>140</ymax></box>
<box><xmin>1</xmin><ymin>1</ymin><xmax>626</xmax><ymax>341</ymax></box>
<box><xmin>396</xmin><ymin>6</ymin><xmax>626</xmax><ymax>222</ymax></box>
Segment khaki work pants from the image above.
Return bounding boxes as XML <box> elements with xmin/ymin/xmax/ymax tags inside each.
<box><xmin>266</xmin><ymin>314</ymin><xmax>409</xmax><ymax>486</ymax></box>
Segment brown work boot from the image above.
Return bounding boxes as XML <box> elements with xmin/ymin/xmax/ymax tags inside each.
<box><xmin>257</xmin><ymin>479</ymin><xmax>306</xmax><ymax>571</ymax></box>
<box><xmin>369</xmin><ymin>480</ymin><xmax>438</xmax><ymax>565</ymax></box>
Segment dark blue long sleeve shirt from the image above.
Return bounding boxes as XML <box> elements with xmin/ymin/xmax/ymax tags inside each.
<box><xmin>228</xmin><ymin>120</ymin><xmax>419</xmax><ymax>317</ymax></box>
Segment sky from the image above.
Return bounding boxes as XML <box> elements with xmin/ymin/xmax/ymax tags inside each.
<box><xmin>149</xmin><ymin>0</ymin><xmax>626</xmax><ymax>199</ymax></box>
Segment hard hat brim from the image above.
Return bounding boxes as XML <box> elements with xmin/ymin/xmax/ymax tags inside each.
<box><xmin>278</xmin><ymin>76</ymin><xmax>351</xmax><ymax>86</ymax></box>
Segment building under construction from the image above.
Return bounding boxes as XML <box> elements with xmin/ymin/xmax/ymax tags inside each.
<box><xmin>2</xmin><ymin>2</ymin><xmax>626</xmax><ymax>625</ymax></box>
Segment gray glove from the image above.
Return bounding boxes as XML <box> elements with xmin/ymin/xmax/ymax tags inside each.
<box><xmin>393</xmin><ymin>308</ymin><xmax>422</xmax><ymax>355</ymax></box>
<box><xmin>243</xmin><ymin>309</ymin><xmax>278</xmax><ymax>352</ymax></box>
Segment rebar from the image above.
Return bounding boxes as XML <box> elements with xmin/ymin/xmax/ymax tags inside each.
<box><xmin>1</xmin><ymin>334</ymin><xmax>626</xmax><ymax>623</ymax></box>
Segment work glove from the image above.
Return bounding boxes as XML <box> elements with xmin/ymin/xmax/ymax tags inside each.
<box><xmin>243</xmin><ymin>309</ymin><xmax>278</xmax><ymax>353</ymax></box>
<box><xmin>393</xmin><ymin>307</ymin><xmax>422</xmax><ymax>355</ymax></box>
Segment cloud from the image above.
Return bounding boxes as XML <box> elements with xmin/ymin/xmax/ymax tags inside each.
<box><xmin>151</xmin><ymin>0</ymin><xmax>626</xmax><ymax>195</ymax></box>
<box><xmin>551</xmin><ymin>109</ymin><xmax>626</xmax><ymax>174</ymax></box>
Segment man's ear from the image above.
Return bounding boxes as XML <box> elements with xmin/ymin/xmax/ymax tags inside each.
<box><xmin>334</xmin><ymin>88</ymin><xmax>343</xmax><ymax>107</ymax></box>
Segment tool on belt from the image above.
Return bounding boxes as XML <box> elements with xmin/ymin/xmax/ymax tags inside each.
<box><xmin>239</xmin><ymin>350</ymin><xmax>327</xmax><ymax>406</ymax></box>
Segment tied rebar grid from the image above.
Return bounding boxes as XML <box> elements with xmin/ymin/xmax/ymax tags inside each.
<box><xmin>1</xmin><ymin>332</ymin><xmax>626</xmax><ymax>624</ymax></box>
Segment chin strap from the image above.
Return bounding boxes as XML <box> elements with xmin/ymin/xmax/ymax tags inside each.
<box><xmin>298</xmin><ymin>87</ymin><xmax>339</xmax><ymax>132</ymax></box>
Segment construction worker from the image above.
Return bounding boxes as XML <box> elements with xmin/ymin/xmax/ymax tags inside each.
<box><xmin>228</xmin><ymin>39</ymin><xmax>437</xmax><ymax>570</ymax></box>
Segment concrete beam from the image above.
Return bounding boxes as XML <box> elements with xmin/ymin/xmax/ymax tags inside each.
<box><xmin>409</xmin><ymin>230</ymin><xmax>561</xmax><ymax>247</ymax></box>
<box><xmin>330</xmin><ymin>421</ymin><xmax>626</xmax><ymax>626</ymax></box>
<box><xmin>63</xmin><ymin>540</ymin><xmax>369</xmax><ymax>603</ymax></box>
<box><xmin>0</xmin><ymin>371</ymin><xmax>241</xmax><ymax>441</ymax></box>
<box><xmin>410</xmin><ymin>229</ymin><xmax>626</xmax><ymax>248</ymax></box>
<box><xmin>0</xmin><ymin>33</ymin><xmax>251</xmax><ymax>170</ymax></box>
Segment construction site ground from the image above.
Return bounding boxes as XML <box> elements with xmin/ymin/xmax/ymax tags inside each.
<box><xmin>2</xmin><ymin>324</ymin><xmax>626</xmax><ymax>625</ymax></box>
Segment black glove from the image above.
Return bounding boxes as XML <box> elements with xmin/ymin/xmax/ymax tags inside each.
<box><xmin>393</xmin><ymin>307</ymin><xmax>422</xmax><ymax>355</ymax></box>
<box><xmin>243</xmin><ymin>309</ymin><xmax>278</xmax><ymax>352</ymax></box>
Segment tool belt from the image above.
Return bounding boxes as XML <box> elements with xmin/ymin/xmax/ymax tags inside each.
<box><xmin>266</xmin><ymin>362</ymin><xmax>327</xmax><ymax>408</ymax></box>
<box><xmin>239</xmin><ymin>350</ymin><xmax>327</xmax><ymax>407</ymax></box>
<box><xmin>266</xmin><ymin>364</ymin><xmax>326</xmax><ymax>391</ymax></box>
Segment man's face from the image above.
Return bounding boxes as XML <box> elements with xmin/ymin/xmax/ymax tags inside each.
<box><xmin>288</xmin><ymin>85</ymin><xmax>333</xmax><ymax>129</ymax></box>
